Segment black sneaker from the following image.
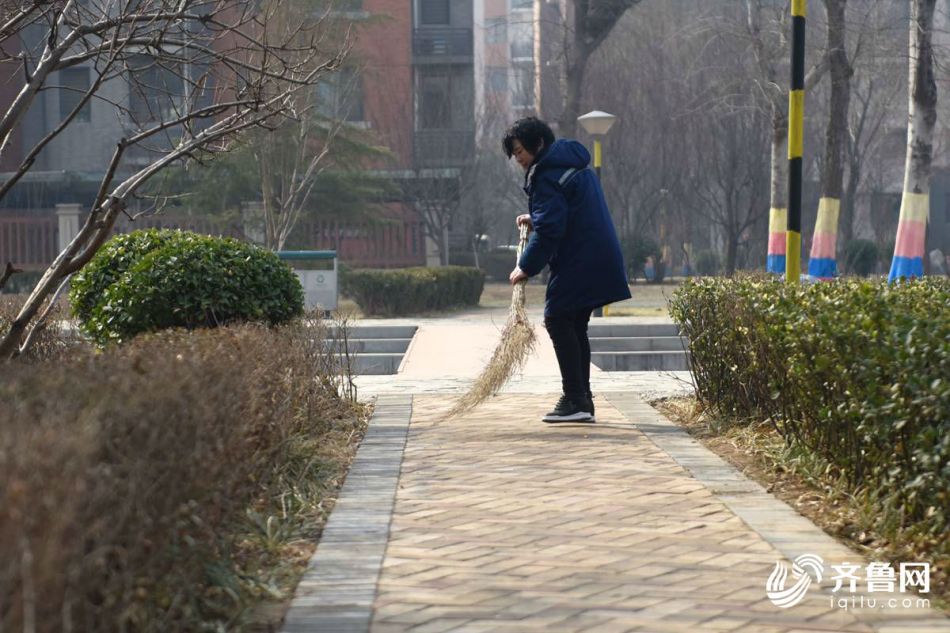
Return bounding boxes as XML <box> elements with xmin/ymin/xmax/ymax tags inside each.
<box><xmin>542</xmin><ymin>395</ymin><xmax>594</xmax><ymax>423</ymax></box>
<box><xmin>586</xmin><ymin>393</ymin><xmax>596</xmax><ymax>421</ymax></box>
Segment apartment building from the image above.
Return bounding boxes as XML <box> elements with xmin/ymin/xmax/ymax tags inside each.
<box><xmin>473</xmin><ymin>0</ymin><xmax>564</xmax><ymax>145</ymax></box>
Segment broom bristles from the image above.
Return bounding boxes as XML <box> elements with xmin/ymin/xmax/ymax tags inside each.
<box><xmin>447</xmin><ymin>226</ymin><xmax>536</xmax><ymax>418</ymax></box>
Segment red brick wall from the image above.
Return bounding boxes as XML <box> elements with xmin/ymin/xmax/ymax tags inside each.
<box><xmin>358</xmin><ymin>0</ymin><xmax>413</xmax><ymax>168</ymax></box>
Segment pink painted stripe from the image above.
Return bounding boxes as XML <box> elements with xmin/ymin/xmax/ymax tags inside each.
<box><xmin>894</xmin><ymin>220</ymin><xmax>926</xmax><ymax>258</ymax></box>
<box><xmin>809</xmin><ymin>231</ymin><xmax>837</xmax><ymax>259</ymax></box>
<box><xmin>768</xmin><ymin>232</ymin><xmax>786</xmax><ymax>254</ymax></box>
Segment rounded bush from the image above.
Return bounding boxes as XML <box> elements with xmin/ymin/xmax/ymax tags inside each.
<box><xmin>70</xmin><ymin>229</ymin><xmax>180</xmax><ymax>324</ymax></box>
<box><xmin>71</xmin><ymin>230</ymin><xmax>303</xmax><ymax>343</ymax></box>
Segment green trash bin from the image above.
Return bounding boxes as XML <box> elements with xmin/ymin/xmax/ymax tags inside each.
<box><xmin>277</xmin><ymin>250</ymin><xmax>338</xmax><ymax>311</ymax></box>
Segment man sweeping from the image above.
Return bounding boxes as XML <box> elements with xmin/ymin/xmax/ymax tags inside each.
<box><xmin>504</xmin><ymin>117</ymin><xmax>631</xmax><ymax>423</ymax></box>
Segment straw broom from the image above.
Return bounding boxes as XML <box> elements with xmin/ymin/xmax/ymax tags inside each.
<box><xmin>447</xmin><ymin>223</ymin><xmax>536</xmax><ymax>417</ymax></box>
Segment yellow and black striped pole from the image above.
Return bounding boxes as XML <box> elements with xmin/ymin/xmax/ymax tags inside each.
<box><xmin>786</xmin><ymin>0</ymin><xmax>806</xmax><ymax>284</ymax></box>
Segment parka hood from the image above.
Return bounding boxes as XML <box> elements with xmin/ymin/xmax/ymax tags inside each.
<box><xmin>535</xmin><ymin>139</ymin><xmax>591</xmax><ymax>170</ymax></box>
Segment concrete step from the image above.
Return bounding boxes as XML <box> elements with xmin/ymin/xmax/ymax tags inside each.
<box><xmin>348</xmin><ymin>353</ymin><xmax>404</xmax><ymax>375</ymax></box>
<box><xmin>589</xmin><ymin>336</ymin><xmax>686</xmax><ymax>352</ymax></box>
<box><xmin>330</xmin><ymin>338</ymin><xmax>412</xmax><ymax>354</ymax></box>
<box><xmin>591</xmin><ymin>350</ymin><xmax>690</xmax><ymax>371</ymax></box>
<box><xmin>326</xmin><ymin>325</ymin><xmax>417</xmax><ymax>375</ymax></box>
<box><xmin>587</xmin><ymin>323</ymin><xmax>680</xmax><ymax>338</ymax></box>
<box><xmin>329</xmin><ymin>325</ymin><xmax>417</xmax><ymax>339</ymax></box>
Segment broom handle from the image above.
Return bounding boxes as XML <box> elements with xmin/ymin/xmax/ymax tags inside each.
<box><xmin>516</xmin><ymin>223</ymin><xmax>529</xmax><ymax>266</ymax></box>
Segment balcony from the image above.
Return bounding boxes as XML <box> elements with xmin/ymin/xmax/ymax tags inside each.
<box><xmin>413</xmin><ymin>28</ymin><xmax>473</xmax><ymax>64</ymax></box>
<box><xmin>413</xmin><ymin>129</ymin><xmax>475</xmax><ymax>168</ymax></box>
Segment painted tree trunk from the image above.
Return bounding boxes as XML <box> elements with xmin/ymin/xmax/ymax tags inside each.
<box><xmin>767</xmin><ymin>106</ymin><xmax>789</xmax><ymax>273</ymax></box>
<box><xmin>809</xmin><ymin>0</ymin><xmax>850</xmax><ymax>280</ymax></box>
<box><xmin>889</xmin><ymin>0</ymin><xmax>937</xmax><ymax>281</ymax></box>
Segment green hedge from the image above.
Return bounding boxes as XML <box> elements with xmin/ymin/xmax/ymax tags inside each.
<box><xmin>70</xmin><ymin>229</ymin><xmax>303</xmax><ymax>344</ymax></box>
<box><xmin>669</xmin><ymin>276</ymin><xmax>950</xmax><ymax>542</ymax></box>
<box><xmin>342</xmin><ymin>266</ymin><xmax>485</xmax><ymax>316</ymax></box>
<box><xmin>449</xmin><ymin>250</ymin><xmax>518</xmax><ymax>282</ymax></box>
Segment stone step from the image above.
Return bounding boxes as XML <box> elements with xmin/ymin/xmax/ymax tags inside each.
<box><xmin>589</xmin><ymin>336</ymin><xmax>686</xmax><ymax>352</ymax></box>
<box><xmin>347</xmin><ymin>353</ymin><xmax>404</xmax><ymax>375</ymax></box>
<box><xmin>587</xmin><ymin>323</ymin><xmax>680</xmax><ymax>338</ymax></box>
<box><xmin>325</xmin><ymin>325</ymin><xmax>417</xmax><ymax>375</ymax></box>
<box><xmin>329</xmin><ymin>325</ymin><xmax>418</xmax><ymax>340</ymax></box>
<box><xmin>328</xmin><ymin>338</ymin><xmax>412</xmax><ymax>354</ymax></box>
<box><xmin>591</xmin><ymin>350</ymin><xmax>690</xmax><ymax>371</ymax></box>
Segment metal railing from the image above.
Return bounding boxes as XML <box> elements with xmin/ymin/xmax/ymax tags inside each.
<box><xmin>412</xmin><ymin>28</ymin><xmax>473</xmax><ymax>59</ymax></box>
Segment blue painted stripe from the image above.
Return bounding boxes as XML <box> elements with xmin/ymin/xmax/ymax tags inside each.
<box><xmin>888</xmin><ymin>256</ymin><xmax>923</xmax><ymax>282</ymax></box>
<box><xmin>767</xmin><ymin>254</ymin><xmax>786</xmax><ymax>274</ymax></box>
<box><xmin>807</xmin><ymin>258</ymin><xmax>837</xmax><ymax>279</ymax></box>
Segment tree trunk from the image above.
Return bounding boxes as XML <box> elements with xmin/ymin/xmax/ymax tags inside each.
<box><xmin>558</xmin><ymin>45</ymin><xmax>589</xmax><ymax>138</ymax></box>
<box><xmin>725</xmin><ymin>230</ymin><xmax>739</xmax><ymax>277</ymax></box>
<box><xmin>809</xmin><ymin>0</ymin><xmax>851</xmax><ymax>279</ymax></box>
<box><xmin>766</xmin><ymin>104</ymin><xmax>789</xmax><ymax>273</ymax></box>
<box><xmin>889</xmin><ymin>0</ymin><xmax>937</xmax><ymax>281</ymax></box>
<box><xmin>840</xmin><ymin>150</ymin><xmax>860</xmax><ymax>246</ymax></box>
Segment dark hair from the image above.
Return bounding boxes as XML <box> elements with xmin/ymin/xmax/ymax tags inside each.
<box><xmin>502</xmin><ymin>117</ymin><xmax>556</xmax><ymax>158</ymax></box>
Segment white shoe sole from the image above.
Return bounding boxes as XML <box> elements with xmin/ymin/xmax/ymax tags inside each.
<box><xmin>542</xmin><ymin>411</ymin><xmax>595</xmax><ymax>423</ymax></box>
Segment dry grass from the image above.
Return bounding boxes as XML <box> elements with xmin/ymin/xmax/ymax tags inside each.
<box><xmin>654</xmin><ymin>397</ymin><xmax>949</xmax><ymax>614</ymax></box>
<box><xmin>0</xmin><ymin>321</ymin><xmax>368</xmax><ymax>632</ymax></box>
<box><xmin>0</xmin><ymin>293</ymin><xmax>75</xmax><ymax>360</ymax></box>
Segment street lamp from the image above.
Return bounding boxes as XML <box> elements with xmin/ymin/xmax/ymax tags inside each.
<box><xmin>577</xmin><ymin>110</ymin><xmax>617</xmax><ymax>181</ymax></box>
<box><xmin>577</xmin><ymin>110</ymin><xmax>618</xmax><ymax>317</ymax></box>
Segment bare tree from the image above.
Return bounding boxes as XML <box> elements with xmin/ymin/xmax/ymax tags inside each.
<box><xmin>0</xmin><ymin>0</ymin><xmax>347</xmax><ymax>358</ymax></box>
<box><xmin>808</xmin><ymin>0</ymin><xmax>852</xmax><ymax>277</ymax></box>
<box><xmin>889</xmin><ymin>0</ymin><xmax>938</xmax><ymax>281</ymax></box>
<box><xmin>557</xmin><ymin>0</ymin><xmax>644</xmax><ymax>137</ymax></box>
<box><xmin>840</xmin><ymin>1</ymin><xmax>905</xmax><ymax>246</ymax></box>
<box><xmin>685</xmin><ymin>102</ymin><xmax>771</xmax><ymax>276</ymax></box>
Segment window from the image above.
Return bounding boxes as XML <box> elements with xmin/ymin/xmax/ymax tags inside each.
<box><xmin>511</xmin><ymin>64</ymin><xmax>534</xmax><ymax>107</ymax></box>
<box><xmin>316</xmin><ymin>68</ymin><xmax>364</xmax><ymax>122</ymax></box>
<box><xmin>60</xmin><ymin>67</ymin><xmax>91</xmax><ymax>121</ymax></box>
<box><xmin>509</xmin><ymin>18</ymin><xmax>533</xmax><ymax>59</ymax></box>
<box><xmin>420</xmin><ymin>0</ymin><xmax>450</xmax><ymax>25</ymax></box>
<box><xmin>419</xmin><ymin>71</ymin><xmax>451</xmax><ymax>128</ymax></box>
<box><xmin>485</xmin><ymin>16</ymin><xmax>507</xmax><ymax>44</ymax></box>
<box><xmin>486</xmin><ymin>67</ymin><xmax>507</xmax><ymax>93</ymax></box>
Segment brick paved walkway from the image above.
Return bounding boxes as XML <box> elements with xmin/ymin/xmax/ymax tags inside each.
<box><xmin>282</xmin><ymin>392</ymin><xmax>950</xmax><ymax>633</ymax></box>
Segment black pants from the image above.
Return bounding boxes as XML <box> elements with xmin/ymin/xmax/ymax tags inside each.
<box><xmin>544</xmin><ymin>307</ymin><xmax>594</xmax><ymax>399</ymax></box>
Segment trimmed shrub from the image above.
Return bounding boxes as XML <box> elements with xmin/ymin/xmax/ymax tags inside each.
<box><xmin>669</xmin><ymin>276</ymin><xmax>950</xmax><ymax>544</ymax></box>
<box><xmin>70</xmin><ymin>230</ymin><xmax>303</xmax><ymax>344</ymax></box>
<box><xmin>69</xmin><ymin>229</ymin><xmax>180</xmax><ymax>324</ymax></box>
<box><xmin>449</xmin><ymin>250</ymin><xmax>516</xmax><ymax>282</ymax></box>
<box><xmin>843</xmin><ymin>238</ymin><xmax>880</xmax><ymax>276</ymax></box>
<box><xmin>0</xmin><ymin>324</ymin><xmax>360</xmax><ymax>632</ymax></box>
<box><xmin>343</xmin><ymin>266</ymin><xmax>485</xmax><ymax>316</ymax></box>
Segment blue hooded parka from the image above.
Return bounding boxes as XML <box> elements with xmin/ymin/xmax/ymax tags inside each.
<box><xmin>517</xmin><ymin>139</ymin><xmax>631</xmax><ymax>317</ymax></box>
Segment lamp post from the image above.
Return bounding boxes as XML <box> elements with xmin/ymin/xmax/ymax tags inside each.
<box><xmin>578</xmin><ymin>110</ymin><xmax>617</xmax><ymax>316</ymax></box>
